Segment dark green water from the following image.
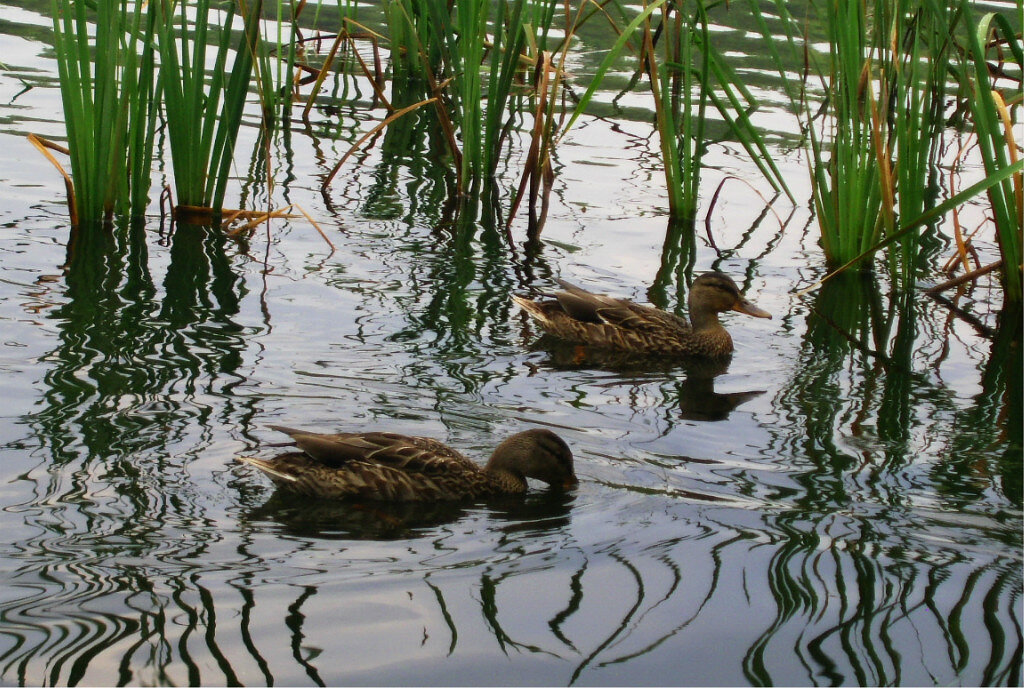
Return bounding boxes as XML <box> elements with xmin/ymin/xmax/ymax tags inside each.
<box><xmin>0</xmin><ymin>1</ymin><xmax>1020</xmax><ymax>685</ymax></box>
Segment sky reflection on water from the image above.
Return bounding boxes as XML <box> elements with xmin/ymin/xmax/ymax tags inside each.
<box><xmin>0</xmin><ymin>1</ymin><xmax>1020</xmax><ymax>685</ymax></box>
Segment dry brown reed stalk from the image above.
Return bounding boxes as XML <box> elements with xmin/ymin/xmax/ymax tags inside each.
<box><xmin>507</xmin><ymin>51</ymin><xmax>556</xmax><ymax>239</ymax></box>
<box><xmin>506</xmin><ymin>1</ymin><xmax>587</xmax><ymax>237</ymax></box>
<box><xmin>938</xmin><ymin>100</ymin><xmax>1021</xmax><ymax>282</ymax></box>
<box><xmin>320</xmin><ymin>97</ymin><xmax>439</xmax><ymax>191</ymax></box>
<box><xmin>301</xmin><ymin>31</ymin><xmax>349</xmax><ymax>122</ymax></box>
<box><xmin>944</xmin><ymin>136</ymin><xmax>977</xmax><ymax>276</ymax></box>
<box><xmin>174</xmin><ymin>203</ymin><xmax>333</xmax><ymax>251</ymax></box>
<box><xmin>302</xmin><ymin>20</ymin><xmax>389</xmax><ymax>122</ymax></box>
<box><xmin>924</xmin><ymin>260</ymin><xmax>1004</xmax><ymax>294</ymax></box>
<box><xmin>992</xmin><ymin>90</ymin><xmax>1022</xmax><ymax>229</ymax></box>
<box><xmin>175</xmin><ymin>205</ymin><xmax>297</xmax><ymax>225</ymax></box>
<box><xmin>226</xmin><ymin>204</ymin><xmax>334</xmax><ymax>251</ymax></box>
<box><xmin>28</xmin><ymin>134</ymin><xmax>77</xmax><ymax>227</ymax></box>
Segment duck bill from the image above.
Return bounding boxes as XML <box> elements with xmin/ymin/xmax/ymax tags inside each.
<box><xmin>562</xmin><ymin>476</ymin><xmax>580</xmax><ymax>489</ymax></box>
<box><xmin>733</xmin><ymin>298</ymin><xmax>772</xmax><ymax>319</ymax></box>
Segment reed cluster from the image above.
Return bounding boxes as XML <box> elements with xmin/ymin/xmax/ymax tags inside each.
<box><xmin>803</xmin><ymin>0</ymin><xmax>889</xmax><ymax>271</ymax></box>
<box><xmin>643</xmin><ymin>0</ymin><xmax>791</xmax><ymax>221</ymax></box>
<box><xmin>801</xmin><ymin>0</ymin><xmax>1021</xmax><ymax>298</ymax></box>
<box><xmin>156</xmin><ymin>0</ymin><xmax>262</xmax><ymax>215</ymax></box>
<box><xmin>51</xmin><ymin>0</ymin><xmax>271</xmax><ymax>227</ymax></box>
<box><xmin>46</xmin><ymin>0</ymin><xmax>1022</xmax><ymax>301</ymax></box>
<box><xmin>944</xmin><ymin>0</ymin><xmax>1022</xmax><ymax>300</ymax></box>
<box><xmin>51</xmin><ymin>0</ymin><xmax>157</xmax><ymax>224</ymax></box>
<box><xmin>360</xmin><ymin>0</ymin><xmax>572</xmax><ymax>228</ymax></box>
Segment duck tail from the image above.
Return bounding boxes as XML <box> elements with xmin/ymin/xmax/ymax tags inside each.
<box><xmin>236</xmin><ymin>456</ymin><xmax>298</xmax><ymax>483</ymax></box>
<box><xmin>511</xmin><ymin>294</ymin><xmax>547</xmax><ymax>321</ymax></box>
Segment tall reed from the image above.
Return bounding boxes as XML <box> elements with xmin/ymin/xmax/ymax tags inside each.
<box><xmin>804</xmin><ymin>0</ymin><xmax>888</xmax><ymax>270</ymax></box>
<box><xmin>663</xmin><ymin>0</ymin><xmax>790</xmax><ymax>220</ymax></box>
<box><xmin>644</xmin><ymin>0</ymin><xmax>708</xmax><ymax>221</ymax></box>
<box><xmin>378</xmin><ymin>0</ymin><xmax>467</xmax><ymax>191</ymax></box>
<box><xmin>367</xmin><ymin>0</ymin><xmax>564</xmax><ymax>215</ymax></box>
<box><xmin>886</xmin><ymin>0</ymin><xmax>954</xmax><ymax>287</ymax></box>
<box><xmin>251</xmin><ymin>0</ymin><xmax>303</xmax><ymax>127</ymax></box>
<box><xmin>946</xmin><ymin>0</ymin><xmax>1022</xmax><ymax>301</ymax></box>
<box><xmin>500</xmin><ymin>0</ymin><xmax>576</xmax><ymax>234</ymax></box>
<box><xmin>565</xmin><ymin>0</ymin><xmax>791</xmax><ymax>224</ymax></box>
<box><xmin>155</xmin><ymin>0</ymin><xmax>262</xmax><ymax>215</ymax></box>
<box><xmin>51</xmin><ymin>0</ymin><xmax>157</xmax><ymax>224</ymax></box>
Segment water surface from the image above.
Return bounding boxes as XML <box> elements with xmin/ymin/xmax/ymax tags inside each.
<box><xmin>0</xmin><ymin>2</ymin><xmax>1020</xmax><ymax>685</ymax></box>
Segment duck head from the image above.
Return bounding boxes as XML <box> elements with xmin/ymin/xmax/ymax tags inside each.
<box><xmin>689</xmin><ymin>272</ymin><xmax>772</xmax><ymax>328</ymax></box>
<box><xmin>486</xmin><ymin>429</ymin><xmax>578</xmax><ymax>490</ymax></box>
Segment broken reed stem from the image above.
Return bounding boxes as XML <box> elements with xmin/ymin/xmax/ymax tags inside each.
<box><xmin>28</xmin><ymin>133</ymin><xmax>78</xmax><ymax>226</ymax></box>
<box><xmin>923</xmin><ymin>260</ymin><xmax>1004</xmax><ymax>294</ymax></box>
<box><xmin>320</xmin><ymin>97</ymin><xmax>438</xmax><ymax>190</ymax></box>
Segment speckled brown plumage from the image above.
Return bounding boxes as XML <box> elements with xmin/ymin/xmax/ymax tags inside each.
<box><xmin>237</xmin><ymin>426</ymin><xmax>577</xmax><ymax>502</ymax></box>
<box><xmin>512</xmin><ymin>272</ymin><xmax>771</xmax><ymax>358</ymax></box>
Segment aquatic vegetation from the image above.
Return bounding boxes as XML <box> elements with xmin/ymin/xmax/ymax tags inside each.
<box><xmin>561</xmin><ymin>0</ymin><xmax>791</xmax><ymax>223</ymax></box>
<box><xmin>38</xmin><ymin>0</ymin><xmax>1024</xmax><ymax>299</ymax></box>
<box><xmin>155</xmin><ymin>0</ymin><xmax>262</xmax><ymax>215</ymax></box>
<box><xmin>51</xmin><ymin>0</ymin><xmax>158</xmax><ymax>224</ymax></box>
<box><xmin>803</xmin><ymin>0</ymin><xmax>889</xmax><ymax>271</ymax></box>
<box><xmin>644</xmin><ymin>0</ymin><xmax>792</xmax><ymax>221</ymax></box>
<box><xmin>5</xmin><ymin>2</ymin><xmax>1021</xmax><ymax>685</ymax></box>
<box><xmin>336</xmin><ymin>0</ymin><xmax>573</xmax><ymax>230</ymax></box>
<box><xmin>944</xmin><ymin>0</ymin><xmax>1023</xmax><ymax>301</ymax></box>
<box><xmin>794</xmin><ymin>0</ymin><xmax>1021</xmax><ymax>302</ymax></box>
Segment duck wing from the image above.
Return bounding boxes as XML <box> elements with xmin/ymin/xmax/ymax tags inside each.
<box><xmin>554</xmin><ymin>280</ymin><xmax>688</xmax><ymax>334</ymax></box>
<box><xmin>268</xmin><ymin>425</ymin><xmax>477</xmax><ymax>475</ymax></box>
<box><xmin>553</xmin><ymin>279</ymin><xmax>623</xmax><ymax>323</ymax></box>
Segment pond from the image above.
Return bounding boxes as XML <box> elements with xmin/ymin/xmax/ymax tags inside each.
<box><xmin>0</xmin><ymin>1</ymin><xmax>1021</xmax><ymax>685</ymax></box>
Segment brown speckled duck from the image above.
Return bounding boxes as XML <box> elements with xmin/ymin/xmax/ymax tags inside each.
<box><xmin>512</xmin><ymin>272</ymin><xmax>771</xmax><ymax>358</ymax></box>
<box><xmin>237</xmin><ymin>426</ymin><xmax>577</xmax><ymax>502</ymax></box>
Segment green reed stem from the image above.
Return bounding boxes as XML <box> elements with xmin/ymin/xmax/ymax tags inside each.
<box><xmin>886</xmin><ymin>0</ymin><xmax>954</xmax><ymax>288</ymax></box>
<box><xmin>481</xmin><ymin>0</ymin><xmax>525</xmax><ymax>197</ymax></box>
<box><xmin>802</xmin><ymin>158</ymin><xmax>1024</xmax><ymax>292</ymax></box>
<box><xmin>948</xmin><ymin>0</ymin><xmax>1022</xmax><ymax>300</ymax></box>
<box><xmin>156</xmin><ymin>0</ymin><xmax>261</xmax><ymax>214</ymax></box>
<box><xmin>251</xmin><ymin>0</ymin><xmax>300</xmax><ymax>126</ymax></box>
<box><xmin>381</xmin><ymin>0</ymin><xmax>559</xmax><ymax>205</ymax></box>
<box><xmin>453</xmin><ymin>0</ymin><xmax>487</xmax><ymax>192</ymax></box>
<box><xmin>805</xmin><ymin>0</ymin><xmax>886</xmax><ymax>269</ymax></box>
<box><xmin>566</xmin><ymin>0</ymin><xmax>790</xmax><ymax>223</ymax></box>
<box><xmin>52</xmin><ymin>0</ymin><xmax>156</xmax><ymax>224</ymax></box>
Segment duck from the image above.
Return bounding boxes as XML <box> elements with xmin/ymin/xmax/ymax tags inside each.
<box><xmin>237</xmin><ymin>425</ymin><xmax>577</xmax><ymax>502</ymax></box>
<box><xmin>512</xmin><ymin>271</ymin><xmax>771</xmax><ymax>358</ymax></box>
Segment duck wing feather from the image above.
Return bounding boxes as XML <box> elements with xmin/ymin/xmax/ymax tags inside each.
<box><xmin>268</xmin><ymin>425</ymin><xmax>478</xmax><ymax>475</ymax></box>
<box><xmin>554</xmin><ymin>280</ymin><xmax>688</xmax><ymax>334</ymax></box>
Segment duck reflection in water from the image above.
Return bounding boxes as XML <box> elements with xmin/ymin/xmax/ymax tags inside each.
<box><xmin>243</xmin><ymin>490</ymin><xmax>577</xmax><ymax>540</ymax></box>
<box><xmin>525</xmin><ymin>337</ymin><xmax>765</xmax><ymax>421</ymax></box>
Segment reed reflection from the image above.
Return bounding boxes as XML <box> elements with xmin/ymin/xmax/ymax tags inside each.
<box><xmin>751</xmin><ymin>271</ymin><xmax>1023</xmax><ymax>685</ymax></box>
<box><xmin>937</xmin><ymin>300</ymin><xmax>1022</xmax><ymax>508</ymax></box>
<box><xmin>741</xmin><ymin>506</ymin><xmax>1022</xmax><ymax>686</ymax></box>
<box><xmin>230</xmin><ymin>475</ymin><xmax>1018</xmax><ymax>685</ymax></box>
<box><xmin>3</xmin><ymin>221</ymin><xmax>256</xmax><ymax>685</ymax></box>
<box><xmin>231</xmin><ymin>491</ymin><xmax>580</xmax><ymax>681</ymax></box>
<box><xmin>235</xmin><ymin>484</ymin><xmax>739</xmax><ymax>685</ymax></box>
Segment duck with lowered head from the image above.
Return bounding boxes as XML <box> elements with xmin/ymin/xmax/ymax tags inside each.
<box><xmin>238</xmin><ymin>426</ymin><xmax>577</xmax><ymax>502</ymax></box>
<box><xmin>512</xmin><ymin>271</ymin><xmax>771</xmax><ymax>358</ymax></box>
